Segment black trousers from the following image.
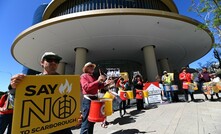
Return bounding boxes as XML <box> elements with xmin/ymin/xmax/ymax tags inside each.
<box><xmin>183</xmin><ymin>89</ymin><xmax>194</xmax><ymax>101</ymax></box>
<box><xmin>119</xmin><ymin>100</ymin><xmax>127</xmax><ymax>117</ymax></box>
<box><xmin>136</xmin><ymin>99</ymin><xmax>144</xmax><ymax>110</ymax></box>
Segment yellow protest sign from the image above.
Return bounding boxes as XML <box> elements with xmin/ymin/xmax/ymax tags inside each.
<box><xmin>12</xmin><ymin>75</ymin><xmax>80</xmax><ymax>134</ymax></box>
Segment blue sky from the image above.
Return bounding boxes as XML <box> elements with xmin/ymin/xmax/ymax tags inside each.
<box><xmin>0</xmin><ymin>0</ymin><xmax>217</xmax><ymax>92</ymax></box>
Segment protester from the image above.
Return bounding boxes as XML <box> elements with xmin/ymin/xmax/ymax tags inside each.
<box><xmin>132</xmin><ymin>74</ymin><xmax>144</xmax><ymax>110</ymax></box>
<box><xmin>80</xmin><ymin>62</ymin><xmax>113</xmax><ymax>134</ymax></box>
<box><xmin>161</xmin><ymin>71</ymin><xmax>174</xmax><ymax>102</ymax></box>
<box><xmin>210</xmin><ymin>73</ymin><xmax>220</xmax><ymax>100</ymax></box>
<box><xmin>155</xmin><ymin>75</ymin><xmax>166</xmax><ymax>101</ymax></box>
<box><xmin>198</xmin><ymin>67</ymin><xmax>212</xmax><ymax>100</ymax></box>
<box><xmin>0</xmin><ymin>92</ymin><xmax>13</xmax><ymax>134</ymax></box>
<box><xmin>116</xmin><ymin>77</ymin><xmax>129</xmax><ymax>117</ymax></box>
<box><xmin>9</xmin><ymin>52</ymin><xmax>82</xmax><ymax>134</ymax></box>
<box><xmin>179</xmin><ymin>67</ymin><xmax>195</xmax><ymax>102</ymax></box>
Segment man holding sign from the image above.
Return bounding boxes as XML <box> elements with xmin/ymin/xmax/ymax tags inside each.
<box><xmin>9</xmin><ymin>52</ymin><xmax>81</xmax><ymax>134</ymax></box>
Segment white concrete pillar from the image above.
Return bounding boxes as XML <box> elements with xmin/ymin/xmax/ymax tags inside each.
<box><xmin>159</xmin><ymin>58</ymin><xmax>170</xmax><ymax>73</ymax></box>
<box><xmin>57</xmin><ymin>62</ymin><xmax>66</xmax><ymax>74</ymax></box>
<box><xmin>74</xmin><ymin>47</ymin><xmax>87</xmax><ymax>75</ymax></box>
<box><xmin>74</xmin><ymin>47</ymin><xmax>87</xmax><ymax>111</ymax></box>
<box><xmin>143</xmin><ymin>46</ymin><xmax>158</xmax><ymax>81</ymax></box>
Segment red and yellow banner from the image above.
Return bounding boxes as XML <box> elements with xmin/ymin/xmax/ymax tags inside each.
<box><xmin>12</xmin><ymin>75</ymin><xmax>80</xmax><ymax>134</ymax></box>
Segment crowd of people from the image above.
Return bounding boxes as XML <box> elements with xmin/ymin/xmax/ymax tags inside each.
<box><xmin>160</xmin><ymin>67</ymin><xmax>220</xmax><ymax>103</ymax></box>
<box><xmin>0</xmin><ymin>51</ymin><xmax>221</xmax><ymax>134</ymax></box>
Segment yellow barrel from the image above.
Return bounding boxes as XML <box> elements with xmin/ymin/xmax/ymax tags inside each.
<box><xmin>212</xmin><ymin>85</ymin><xmax>219</xmax><ymax>93</ymax></box>
<box><xmin>216</xmin><ymin>82</ymin><xmax>221</xmax><ymax>90</ymax></box>
<box><xmin>143</xmin><ymin>90</ymin><xmax>148</xmax><ymax>98</ymax></box>
<box><xmin>193</xmin><ymin>82</ymin><xmax>198</xmax><ymax>90</ymax></box>
<box><xmin>103</xmin><ymin>92</ymin><xmax>115</xmax><ymax>99</ymax></box>
<box><xmin>100</xmin><ymin>98</ymin><xmax>113</xmax><ymax>116</ymax></box>
<box><xmin>126</xmin><ymin>91</ymin><xmax>134</xmax><ymax>99</ymax></box>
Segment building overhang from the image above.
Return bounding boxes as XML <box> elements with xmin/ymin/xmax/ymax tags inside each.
<box><xmin>11</xmin><ymin>8</ymin><xmax>213</xmax><ymax>72</ymax></box>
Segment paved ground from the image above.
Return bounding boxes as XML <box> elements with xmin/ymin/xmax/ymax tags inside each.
<box><xmin>71</xmin><ymin>93</ymin><xmax>221</xmax><ymax>134</ymax></box>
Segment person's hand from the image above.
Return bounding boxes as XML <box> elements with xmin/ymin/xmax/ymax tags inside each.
<box><xmin>138</xmin><ymin>81</ymin><xmax>141</xmax><ymax>84</ymax></box>
<box><xmin>0</xmin><ymin>107</ymin><xmax>7</xmax><ymax>112</ymax></box>
<box><xmin>105</xmin><ymin>79</ymin><xmax>114</xmax><ymax>86</ymax></box>
<box><xmin>98</xmin><ymin>75</ymin><xmax>106</xmax><ymax>83</ymax></box>
<box><xmin>10</xmin><ymin>74</ymin><xmax>25</xmax><ymax>89</ymax></box>
<box><xmin>76</xmin><ymin>113</ymin><xmax>83</xmax><ymax>126</ymax></box>
<box><xmin>200</xmin><ymin>74</ymin><xmax>203</xmax><ymax>78</ymax></box>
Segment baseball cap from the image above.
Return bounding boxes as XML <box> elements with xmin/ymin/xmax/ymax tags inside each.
<box><xmin>41</xmin><ymin>52</ymin><xmax>62</xmax><ymax>61</ymax></box>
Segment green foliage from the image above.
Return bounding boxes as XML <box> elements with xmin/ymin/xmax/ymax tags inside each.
<box><xmin>200</xmin><ymin>7</ymin><xmax>209</xmax><ymax>13</ymax></box>
<box><xmin>190</xmin><ymin>0</ymin><xmax>221</xmax><ymax>69</ymax></box>
<box><xmin>190</xmin><ymin>0</ymin><xmax>221</xmax><ymax>36</ymax></box>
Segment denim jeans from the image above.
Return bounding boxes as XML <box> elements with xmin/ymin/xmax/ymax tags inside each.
<box><xmin>80</xmin><ymin>98</ymin><xmax>95</xmax><ymax>134</ymax></box>
<box><xmin>0</xmin><ymin>113</ymin><xmax>13</xmax><ymax>134</ymax></box>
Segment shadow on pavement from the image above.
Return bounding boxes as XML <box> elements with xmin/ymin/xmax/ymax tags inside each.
<box><xmin>144</xmin><ymin>104</ymin><xmax>158</xmax><ymax>110</ymax></box>
<box><xmin>129</xmin><ymin>110</ymin><xmax>145</xmax><ymax>116</ymax></box>
<box><xmin>111</xmin><ymin>129</ymin><xmax>147</xmax><ymax>134</ymax></box>
<box><xmin>193</xmin><ymin>99</ymin><xmax>204</xmax><ymax>103</ymax></box>
<box><xmin>111</xmin><ymin>115</ymin><xmax>136</xmax><ymax>125</ymax></box>
<box><xmin>209</xmin><ymin>98</ymin><xmax>221</xmax><ymax>102</ymax></box>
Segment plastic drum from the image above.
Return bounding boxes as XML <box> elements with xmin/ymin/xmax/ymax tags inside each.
<box><xmin>88</xmin><ymin>100</ymin><xmax>105</xmax><ymax>122</ymax></box>
<box><xmin>136</xmin><ymin>89</ymin><xmax>143</xmax><ymax>99</ymax></box>
<box><xmin>126</xmin><ymin>91</ymin><xmax>134</xmax><ymax>99</ymax></box>
<box><xmin>188</xmin><ymin>83</ymin><xmax>194</xmax><ymax>93</ymax></box>
<box><xmin>143</xmin><ymin>90</ymin><xmax>148</xmax><ymax>98</ymax></box>
<box><xmin>212</xmin><ymin>85</ymin><xmax>219</xmax><ymax>93</ymax></box>
<box><xmin>164</xmin><ymin>85</ymin><xmax>171</xmax><ymax>91</ymax></box>
<box><xmin>100</xmin><ymin>98</ymin><xmax>113</xmax><ymax>116</ymax></box>
<box><xmin>103</xmin><ymin>92</ymin><xmax>115</xmax><ymax>99</ymax></box>
<box><xmin>202</xmin><ymin>82</ymin><xmax>211</xmax><ymax>95</ymax></box>
<box><xmin>171</xmin><ymin>85</ymin><xmax>178</xmax><ymax>91</ymax></box>
<box><xmin>119</xmin><ymin>91</ymin><xmax>127</xmax><ymax>101</ymax></box>
<box><xmin>216</xmin><ymin>82</ymin><xmax>221</xmax><ymax>90</ymax></box>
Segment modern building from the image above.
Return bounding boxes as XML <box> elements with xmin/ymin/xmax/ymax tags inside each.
<box><xmin>11</xmin><ymin>0</ymin><xmax>213</xmax><ymax>81</ymax></box>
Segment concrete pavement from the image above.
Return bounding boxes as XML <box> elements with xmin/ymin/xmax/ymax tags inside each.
<box><xmin>71</xmin><ymin>94</ymin><xmax>221</xmax><ymax>134</ymax></box>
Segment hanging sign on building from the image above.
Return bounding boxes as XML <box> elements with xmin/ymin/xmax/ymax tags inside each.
<box><xmin>143</xmin><ymin>82</ymin><xmax>162</xmax><ymax>103</ymax></box>
<box><xmin>12</xmin><ymin>75</ymin><xmax>81</xmax><ymax>134</ymax></box>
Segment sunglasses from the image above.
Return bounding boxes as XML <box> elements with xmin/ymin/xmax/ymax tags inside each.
<box><xmin>45</xmin><ymin>58</ymin><xmax>60</xmax><ymax>64</ymax></box>
<box><xmin>88</xmin><ymin>65</ymin><xmax>94</xmax><ymax>68</ymax></box>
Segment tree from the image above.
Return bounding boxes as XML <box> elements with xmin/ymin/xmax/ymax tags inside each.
<box><xmin>190</xmin><ymin>0</ymin><xmax>221</xmax><ymax>42</ymax></box>
<box><xmin>190</xmin><ymin>0</ymin><xmax>221</xmax><ymax>68</ymax></box>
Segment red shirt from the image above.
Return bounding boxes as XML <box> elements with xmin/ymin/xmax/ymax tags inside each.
<box><xmin>0</xmin><ymin>94</ymin><xmax>13</xmax><ymax>115</ymax></box>
<box><xmin>179</xmin><ymin>72</ymin><xmax>192</xmax><ymax>83</ymax></box>
<box><xmin>80</xmin><ymin>73</ymin><xmax>104</xmax><ymax>95</ymax></box>
<box><xmin>116</xmin><ymin>79</ymin><xmax>128</xmax><ymax>89</ymax></box>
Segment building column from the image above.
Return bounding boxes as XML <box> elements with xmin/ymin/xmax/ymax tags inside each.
<box><xmin>57</xmin><ymin>62</ymin><xmax>66</xmax><ymax>74</ymax></box>
<box><xmin>74</xmin><ymin>47</ymin><xmax>87</xmax><ymax>75</ymax></box>
<box><xmin>74</xmin><ymin>47</ymin><xmax>87</xmax><ymax>111</ymax></box>
<box><xmin>159</xmin><ymin>58</ymin><xmax>170</xmax><ymax>73</ymax></box>
<box><xmin>143</xmin><ymin>46</ymin><xmax>158</xmax><ymax>81</ymax></box>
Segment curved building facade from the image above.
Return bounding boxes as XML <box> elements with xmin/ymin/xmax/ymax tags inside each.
<box><xmin>22</xmin><ymin>3</ymin><xmax>48</xmax><ymax>75</ymax></box>
<box><xmin>12</xmin><ymin>0</ymin><xmax>213</xmax><ymax>81</ymax></box>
